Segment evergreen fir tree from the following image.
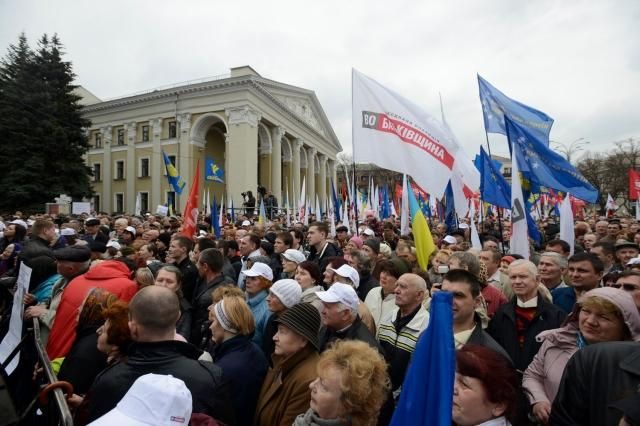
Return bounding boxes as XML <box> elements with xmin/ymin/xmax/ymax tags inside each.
<box><xmin>0</xmin><ymin>33</ymin><xmax>92</xmax><ymax>213</ymax></box>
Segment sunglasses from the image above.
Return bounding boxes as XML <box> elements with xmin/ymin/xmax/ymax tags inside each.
<box><xmin>610</xmin><ymin>282</ymin><xmax>640</xmax><ymax>292</ymax></box>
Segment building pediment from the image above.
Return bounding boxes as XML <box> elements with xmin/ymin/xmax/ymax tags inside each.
<box><xmin>273</xmin><ymin>95</ymin><xmax>324</xmax><ymax>135</ymax></box>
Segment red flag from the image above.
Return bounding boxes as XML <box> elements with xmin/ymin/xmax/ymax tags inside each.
<box><xmin>181</xmin><ymin>160</ymin><xmax>201</xmax><ymax>240</ymax></box>
<box><xmin>629</xmin><ymin>169</ymin><xmax>640</xmax><ymax>201</ymax></box>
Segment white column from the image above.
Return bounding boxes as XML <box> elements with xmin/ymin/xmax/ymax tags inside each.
<box><xmin>292</xmin><ymin>138</ymin><xmax>302</xmax><ymax>205</ymax></box>
<box><xmin>225</xmin><ymin>106</ymin><xmax>261</xmax><ymax>210</ymax></box>
<box><xmin>319</xmin><ymin>154</ymin><xmax>327</xmax><ymax>207</ymax></box>
<box><xmin>307</xmin><ymin>147</ymin><xmax>316</xmax><ymax>204</ymax></box>
<box><xmin>125</xmin><ymin>122</ymin><xmax>137</xmax><ymax>214</ymax></box>
<box><xmin>270</xmin><ymin>126</ymin><xmax>284</xmax><ymax>204</ymax></box>
<box><xmin>151</xmin><ymin>118</ymin><xmax>163</xmax><ymax>208</ymax></box>
<box><xmin>101</xmin><ymin>125</ymin><xmax>113</xmax><ymax>213</ymax></box>
<box><xmin>178</xmin><ymin>113</ymin><xmax>192</xmax><ymax>210</ymax></box>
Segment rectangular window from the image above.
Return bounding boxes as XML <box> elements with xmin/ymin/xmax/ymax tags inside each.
<box><xmin>140</xmin><ymin>192</ymin><xmax>149</xmax><ymax>214</ymax></box>
<box><xmin>168</xmin><ymin>121</ymin><xmax>177</xmax><ymax>138</ymax></box>
<box><xmin>142</xmin><ymin>125</ymin><xmax>149</xmax><ymax>142</ymax></box>
<box><xmin>116</xmin><ymin>160</ymin><xmax>125</xmax><ymax>180</ymax></box>
<box><xmin>117</xmin><ymin>128</ymin><xmax>125</xmax><ymax>146</ymax></box>
<box><xmin>93</xmin><ymin>195</ymin><xmax>100</xmax><ymax>213</ymax></box>
<box><xmin>95</xmin><ymin>133</ymin><xmax>102</xmax><ymax>148</ymax></box>
<box><xmin>115</xmin><ymin>193</ymin><xmax>124</xmax><ymax>214</ymax></box>
<box><xmin>93</xmin><ymin>163</ymin><xmax>101</xmax><ymax>182</ymax></box>
<box><xmin>140</xmin><ymin>158</ymin><xmax>150</xmax><ymax>177</ymax></box>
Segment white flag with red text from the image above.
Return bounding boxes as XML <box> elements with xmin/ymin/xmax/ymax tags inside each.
<box><xmin>352</xmin><ymin>69</ymin><xmax>472</xmax><ymax>199</ymax></box>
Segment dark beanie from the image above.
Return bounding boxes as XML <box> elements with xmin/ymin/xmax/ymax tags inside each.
<box><xmin>363</xmin><ymin>237</ymin><xmax>381</xmax><ymax>254</ymax></box>
<box><xmin>275</xmin><ymin>302</ymin><xmax>321</xmax><ymax>351</ymax></box>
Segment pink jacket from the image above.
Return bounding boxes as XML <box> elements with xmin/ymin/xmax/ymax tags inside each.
<box><xmin>522</xmin><ymin>287</ymin><xmax>640</xmax><ymax>405</ymax></box>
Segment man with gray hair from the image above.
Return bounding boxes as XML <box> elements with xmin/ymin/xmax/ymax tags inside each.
<box><xmin>316</xmin><ymin>283</ymin><xmax>381</xmax><ymax>352</ymax></box>
<box><xmin>377</xmin><ymin>273</ymin><xmax>430</xmax><ymax>395</ymax></box>
<box><xmin>537</xmin><ymin>252</ymin><xmax>568</xmax><ymax>292</ymax></box>
<box><xmin>487</xmin><ymin>260</ymin><xmax>566</xmax><ymax>371</ymax></box>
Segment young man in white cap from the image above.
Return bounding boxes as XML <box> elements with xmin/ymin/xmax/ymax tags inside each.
<box><xmin>88</xmin><ymin>373</ymin><xmax>192</xmax><ymax>426</ymax></box>
<box><xmin>316</xmin><ymin>283</ymin><xmax>381</xmax><ymax>353</ymax></box>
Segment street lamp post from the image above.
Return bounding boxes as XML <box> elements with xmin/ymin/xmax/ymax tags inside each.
<box><xmin>551</xmin><ymin>138</ymin><xmax>590</xmax><ymax>163</ymax></box>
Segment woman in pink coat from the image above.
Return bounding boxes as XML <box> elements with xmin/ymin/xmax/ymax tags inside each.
<box><xmin>523</xmin><ymin>287</ymin><xmax>640</xmax><ymax>425</ymax></box>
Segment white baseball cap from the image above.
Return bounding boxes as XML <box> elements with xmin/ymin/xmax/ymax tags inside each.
<box><xmin>626</xmin><ymin>257</ymin><xmax>640</xmax><ymax>266</ymax></box>
<box><xmin>282</xmin><ymin>249</ymin><xmax>306</xmax><ymax>264</ymax></box>
<box><xmin>61</xmin><ymin>228</ymin><xmax>76</xmax><ymax>236</ymax></box>
<box><xmin>458</xmin><ymin>223</ymin><xmax>469</xmax><ymax>229</ymax></box>
<box><xmin>88</xmin><ymin>373</ymin><xmax>192</xmax><ymax>426</ymax></box>
<box><xmin>241</xmin><ymin>220</ymin><xmax>252</xmax><ymax>227</ymax></box>
<box><xmin>9</xmin><ymin>219</ymin><xmax>28</xmax><ymax>229</ymax></box>
<box><xmin>363</xmin><ymin>228</ymin><xmax>375</xmax><ymax>236</ymax></box>
<box><xmin>106</xmin><ymin>240</ymin><xmax>121</xmax><ymax>251</ymax></box>
<box><xmin>124</xmin><ymin>226</ymin><xmax>137</xmax><ymax>237</ymax></box>
<box><xmin>316</xmin><ymin>283</ymin><xmax>359</xmax><ymax>311</ymax></box>
<box><xmin>329</xmin><ymin>264</ymin><xmax>360</xmax><ymax>289</ymax></box>
<box><xmin>443</xmin><ymin>235</ymin><xmax>457</xmax><ymax>245</ymax></box>
<box><xmin>243</xmin><ymin>262</ymin><xmax>274</xmax><ymax>281</ymax></box>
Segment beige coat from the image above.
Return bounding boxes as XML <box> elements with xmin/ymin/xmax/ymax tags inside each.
<box><xmin>254</xmin><ymin>345</ymin><xmax>320</xmax><ymax>426</ymax></box>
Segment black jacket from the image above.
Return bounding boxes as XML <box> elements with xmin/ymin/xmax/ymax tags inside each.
<box><xmin>19</xmin><ymin>236</ymin><xmax>52</xmax><ymax>264</ymax></box>
<box><xmin>487</xmin><ymin>295</ymin><xmax>566</xmax><ymax>372</ymax></box>
<box><xmin>467</xmin><ymin>320</ymin><xmax>512</xmax><ymax>364</ymax></box>
<box><xmin>177</xmin><ymin>297</ymin><xmax>193</xmax><ymax>342</ymax></box>
<box><xmin>57</xmin><ymin>326</ymin><xmax>107</xmax><ymax>395</ymax></box>
<box><xmin>550</xmin><ymin>341</ymin><xmax>640</xmax><ymax>426</ymax></box>
<box><xmin>191</xmin><ymin>274</ymin><xmax>233</xmax><ymax>346</ymax></box>
<box><xmin>84</xmin><ymin>340</ymin><xmax>234</xmax><ymax>425</ymax></box>
<box><xmin>319</xmin><ymin>315</ymin><xmax>383</xmax><ymax>354</ymax></box>
<box><xmin>357</xmin><ymin>272</ymin><xmax>379</xmax><ymax>301</ymax></box>
<box><xmin>307</xmin><ymin>241</ymin><xmax>341</xmax><ymax>273</ymax></box>
<box><xmin>212</xmin><ymin>335</ymin><xmax>268</xmax><ymax>426</ymax></box>
<box><xmin>175</xmin><ymin>257</ymin><xmax>199</xmax><ymax>302</ymax></box>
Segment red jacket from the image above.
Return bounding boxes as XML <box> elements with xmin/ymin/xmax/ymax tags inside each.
<box><xmin>46</xmin><ymin>261</ymin><xmax>137</xmax><ymax>359</ymax></box>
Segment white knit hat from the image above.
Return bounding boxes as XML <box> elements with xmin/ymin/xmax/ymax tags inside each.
<box><xmin>270</xmin><ymin>279</ymin><xmax>302</xmax><ymax>308</ymax></box>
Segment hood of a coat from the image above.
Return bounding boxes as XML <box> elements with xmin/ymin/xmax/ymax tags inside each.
<box><xmin>83</xmin><ymin>260</ymin><xmax>132</xmax><ymax>281</ymax></box>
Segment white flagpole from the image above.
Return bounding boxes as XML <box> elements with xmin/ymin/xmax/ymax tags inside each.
<box><xmin>400</xmin><ymin>174</ymin><xmax>410</xmax><ymax>236</ymax></box>
<box><xmin>470</xmin><ymin>201</ymin><xmax>482</xmax><ymax>249</ymax></box>
<box><xmin>560</xmin><ymin>194</ymin><xmax>575</xmax><ymax>255</ymax></box>
<box><xmin>510</xmin><ymin>148</ymin><xmax>530</xmax><ymax>259</ymax></box>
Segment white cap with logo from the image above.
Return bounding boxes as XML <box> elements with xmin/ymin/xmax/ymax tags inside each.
<box><xmin>88</xmin><ymin>373</ymin><xmax>192</xmax><ymax>426</ymax></box>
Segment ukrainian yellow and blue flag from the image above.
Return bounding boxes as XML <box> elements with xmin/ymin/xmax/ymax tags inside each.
<box><xmin>162</xmin><ymin>151</ymin><xmax>186</xmax><ymax>194</ymax></box>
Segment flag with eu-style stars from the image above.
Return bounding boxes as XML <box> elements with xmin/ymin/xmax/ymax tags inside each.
<box><xmin>505</xmin><ymin>116</ymin><xmax>598</xmax><ymax>203</ymax></box>
<box><xmin>478</xmin><ymin>75</ymin><xmax>554</xmax><ymax>145</ymax></box>
<box><xmin>478</xmin><ymin>146</ymin><xmax>511</xmax><ymax>209</ymax></box>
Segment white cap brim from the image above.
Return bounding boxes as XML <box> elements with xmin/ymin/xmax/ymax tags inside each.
<box><xmin>87</xmin><ymin>407</ymin><xmax>150</xmax><ymax>426</ymax></box>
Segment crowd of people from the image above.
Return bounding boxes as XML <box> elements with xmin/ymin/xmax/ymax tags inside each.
<box><xmin>0</xmin><ymin>208</ymin><xmax>639</xmax><ymax>425</ymax></box>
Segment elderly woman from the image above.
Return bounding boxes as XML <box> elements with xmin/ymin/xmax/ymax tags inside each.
<box><xmin>295</xmin><ymin>261</ymin><xmax>324</xmax><ymax>312</ymax></box>
<box><xmin>453</xmin><ymin>344</ymin><xmax>524</xmax><ymax>426</ymax></box>
<box><xmin>294</xmin><ymin>340</ymin><xmax>390</xmax><ymax>426</ymax></box>
<box><xmin>263</xmin><ymin>279</ymin><xmax>302</xmax><ymax>359</ymax></box>
<box><xmin>523</xmin><ymin>287</ymin><xmax>640</xmax><ymax>424</ymax></box>
<box><xmin>243</xmin><ymin>262</ymin><xmax>274</xmax><ymax>345</ymax></box>
<box><xmin>364</xmin><ymin>258</ymin><xmax>410</xmax><ymax>329</ymax></box>
<box><xmin>255</xmin><ymin>302</ymin><xmax>322</xmax><ymax>426</ymax></box>
<box><xmin>154</xmin><ymin>265</ymin><xmax>192</xmax><ymax>342</ymax></box>
<box><xmin>281</xmin><ymin>248</ymin><xmax>306</xmax><ymax>279</ymax></box>
<box><xmin>209</xmin><ymin>295</ymin><xmax>269</xmax><ymax>426</ymax></box>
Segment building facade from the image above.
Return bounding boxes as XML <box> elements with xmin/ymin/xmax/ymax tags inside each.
<box><xmin>81</xmin><ymin>66</ymin><xmax>342</xmax><ymax>214</ymax></box>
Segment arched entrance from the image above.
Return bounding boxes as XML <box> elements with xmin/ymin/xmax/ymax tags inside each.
<box><xmin>190</xmin><ymin>113</ymin><xmax>228</xmax><ymax>202</ymax></box>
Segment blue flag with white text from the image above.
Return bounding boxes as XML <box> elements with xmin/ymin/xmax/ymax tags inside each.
<box><xmin>205</xmin><ymin>157</ymin><xmax>225</xmax><ymax>183</ymax></box>
<box><xmin>505</xmin><ymin>117</ymin><xmax>598</xmax><ymax>203</ymax></box>
<box><xmin>478</xmin><ymin>146</ymin><xmax>511</xmax><ymax>208</ymax></box>
<box><xmin>390</xmin><ymin>291</ymin><xmax>454</xmax><ymax>426</ymax></box>
<box><xmin>478</xmin><ymin>75</ymin><xmax>554</xmax><ymax>144</ymax></box>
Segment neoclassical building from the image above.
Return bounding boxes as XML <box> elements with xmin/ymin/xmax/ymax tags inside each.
<box><xmin>80</xmin><ymin>66</ymin><xmax>342</xmax><ymax>215</ymax></box>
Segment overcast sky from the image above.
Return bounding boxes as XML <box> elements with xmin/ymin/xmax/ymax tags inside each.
<box><xmin>2</xmin><ymin>0</ymin><xmax>638</xmax><ymax>159</ymax></box>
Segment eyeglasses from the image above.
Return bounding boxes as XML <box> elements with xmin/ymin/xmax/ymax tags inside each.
<box><xmin>610</xmin><ymin>282</ymin><xmax>640</xmax><ymax>292</ymax></box>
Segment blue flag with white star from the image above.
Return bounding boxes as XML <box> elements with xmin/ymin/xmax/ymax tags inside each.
<box><xmin>505</xmin><ymin>117</ymin><xmax>598</xmax><ymax>203</ymax></box>
<box><xmin>478</xmin><ymin>75</ymin><xmax>554</xmax><ymax>145</ymax></box>
<box><xmin>478</xmin><ymin>146</ymin><xmax>511</xmax><ymax>208</ymax></box>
